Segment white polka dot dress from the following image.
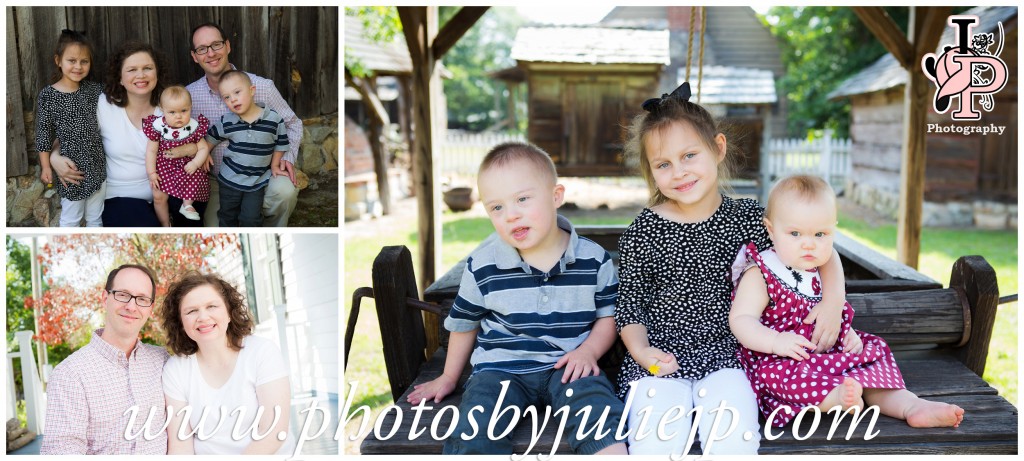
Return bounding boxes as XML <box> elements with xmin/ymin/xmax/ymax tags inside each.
<box><xmin>34</xmin><ymin>80</ymin><xmax>106</xmax><ymax>201</ymax></box>
<box><xmin>735</xmin><ymin>243</ymin><xmax>906</xmax><ymax>427</ymax></box>
<box><xmin>142</xmin><ymin>114</ymin><xmax>211</xmax><ymax>201</ymax></box>
<box><xmin>614</xmin><ymin>196</ymin><xmax>772</xmax><ymax>400</ymax></box>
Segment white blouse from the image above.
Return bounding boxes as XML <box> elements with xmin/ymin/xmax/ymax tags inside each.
<box><xmin>162</xmin><ymin>335</ymin><xmax>293</xmax><ymax>455</ymax></box>
<box><xmin>96</xmin><ymin>95</ymin><xmax>161</xmax><ymax>202</ymax></box>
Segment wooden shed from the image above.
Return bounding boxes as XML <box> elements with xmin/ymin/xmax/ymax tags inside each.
<box><xmin>830</xmin><ymin>6</ymin><xmax>1017</xmax><ymax>229</ymax></box>
<box><xmin>505</xmin><ymin>26</ymin><xmax>669</xmax><ymax>176</ymax></box>
<box><xmin>600</xmin><ymin>6</ymin><xmax>788</xmax><ymax>178</ymax></box>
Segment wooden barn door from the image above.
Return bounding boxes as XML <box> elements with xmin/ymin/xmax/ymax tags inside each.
<box><xmin>563</xmin><ymin>79</ymin><xmax>623</xmax><ymax>175</ymax></box>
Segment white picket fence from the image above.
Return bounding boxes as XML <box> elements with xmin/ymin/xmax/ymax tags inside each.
<box><xmin>437</xmin><ymin>130</ymin><xmax>850</xmax><ymax>201</ymax></box>
<box><xmin>439</xmin><ymin>131</ymin><xmax>526</xmax><ymax>178</ymax></box>
<box><xmin>763</xmin><ymin>129</ymin><xmax>852</xmax><ymax>194</ymax></box>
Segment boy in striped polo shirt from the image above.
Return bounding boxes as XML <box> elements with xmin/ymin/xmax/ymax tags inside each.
<box><xmin>406</xmin><ymin>142</ymin><xmax>627</xmax><ymax>455</ymax></box>
<box><xmin>205</xmin><ymin>70</ymin><xmax>288</xmax><ymax>226</ymax></box>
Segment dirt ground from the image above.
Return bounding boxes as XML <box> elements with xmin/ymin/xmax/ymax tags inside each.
<box><xmin>290</xmin><ymin>170</ymin><xmax>340</xmax><ymax>227</ymax></box>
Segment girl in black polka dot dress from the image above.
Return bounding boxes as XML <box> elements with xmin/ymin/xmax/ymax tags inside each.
<box><xmin>614</xmin><ymin>83</ymin><xmax>849</xmax><ymax>455</ymax></box>
<box><xmin>730</xmin><ymin>175</ymin><xmax>964</xmax><ymax>429</ymax></box>
<box><xmin>35</xmin><ymin>30</ymin><xmax>106</xmax><ymax>227</ymax></box>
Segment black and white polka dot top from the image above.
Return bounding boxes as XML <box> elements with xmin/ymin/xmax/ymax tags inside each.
<box><xmin>614</xmin><ymin>195</ymin><xmax>771</xmax><ymax>398</ymax></box>
<box><xmin>34</xmin><ymin>80</ymin><xmax>107</xmax><ymax>201</ymax></box>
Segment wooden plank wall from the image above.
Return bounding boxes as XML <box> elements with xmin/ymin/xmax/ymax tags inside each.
<box><xmin>526</xmin><ymin>68</ymin><xmax>655</xmax><ymax>176</ymax></box>
<box><xmin>6</xmin><ymin>8</ymin><xmax>28</xmax><ymax>177</ymax></box>
<box><xmin>848</xmin><ymin>76</ymin><xmax>1018</xmax><ymax>203</ymax></box>
<box><xmin>7</xmin><ymin>6</ymin><xmax>338</xmax><ymax>177</ymax></box>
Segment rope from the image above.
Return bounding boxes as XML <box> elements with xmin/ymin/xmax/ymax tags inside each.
<box><xmin>697</xmin><ymin>7</ymin><xmax>706</xmax><ymax>103</ymax></box>
<box><xmin>685</xmin><ymin>6</ymin><xmax>696</xmax><ymax>83</ymax></box>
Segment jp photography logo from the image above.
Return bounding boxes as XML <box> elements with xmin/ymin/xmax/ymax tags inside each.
<box><xmin>922</xmin><ymin>15</ymin><xmax>1008</xmax><ymax>135</ymax></box>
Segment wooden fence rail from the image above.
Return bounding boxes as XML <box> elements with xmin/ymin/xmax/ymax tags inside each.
<box><xmin>438</xmin><ymin>130</ymin><xmax>525</xmax><ymax>178</ymax></box>
<box><xmin>763</xmin><ymin>129</ymin><xmax>852</xmax><ymax>194</ymax></box>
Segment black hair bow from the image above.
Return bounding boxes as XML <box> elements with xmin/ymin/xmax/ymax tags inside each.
<box><xmin>641</xmin><ymin>82</ymin><xmax>691</xmax><ymax>113</ymax></box>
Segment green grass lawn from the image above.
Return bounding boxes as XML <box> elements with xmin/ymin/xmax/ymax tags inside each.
<box><xmin>838</xmin><ymin>214</ymin><xmax>1018</xmax><ymax>407</ymax></box>
<box><xmin>344</xmin><ymin>208</ymin><xmax>1017</xmax><ymax>452</ymax></box>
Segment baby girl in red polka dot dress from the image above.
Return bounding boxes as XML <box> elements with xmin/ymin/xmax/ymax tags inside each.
<box><xmin>143</xmin><ymin>85</ymin><xmax>211</xmax><ymax>226</ymax></box>
<box><xmin>729</xmin><ymin>175</ymin><xmax>964</xmax><ymax>429</ymax></box>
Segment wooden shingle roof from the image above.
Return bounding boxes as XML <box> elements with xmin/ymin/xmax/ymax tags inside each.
<box><xmin>681</xmin><ymin>65</ymin><xmax>777</xmax><ymax>104</ymax></box>
<box><xmin>829</xmin><ymin>6</ymin><xmax>1017</xmax><ymax>99</ymax></box>
<box><xmin>511</xmin><ymin>27</ymin><xmax>669</xmax><ymax>65</ymax></box>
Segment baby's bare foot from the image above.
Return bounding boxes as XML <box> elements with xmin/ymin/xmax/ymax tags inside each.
<box><xmin>819</xmin><ymin>377</ymin><xmax>864</xmax><ymax>412</ymax></box>
<box><xmin>905</xmin><ymin>400</ymin><xmax>965</xmax><ymax>428</ymax></box>
<box><xmin>838</xmin><ymin>377</ymin><xmax>864</xmax><ymax>410</ymax></box>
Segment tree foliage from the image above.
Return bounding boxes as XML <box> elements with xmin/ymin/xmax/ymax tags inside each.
<box><xmin>439</xmin><ymin>7</ymin><xmax>526</xmax><ymax>132</ymax></box>
<box><xmin>29</xmin><ymin>234</ymin><xmax>239</xmax><ymax>348</ymax></box>
<box><xmin>7</xmin><ymin>237</ymin><xmax>34</xmax><ymax>350</ymax></box>
<box><xmin>763</xmin><ymin>7</ymin><xmax>909</xmax><ymax>137</ymax></box>
<box><xmin>344</xmin><ymin>6</ymin><xmax>403</xmax><ymax>79</ymax></box>
<box><xmin>346</xmin><ymin>6</ymin><xmax>526</xmax><ymax>132</ymax></box>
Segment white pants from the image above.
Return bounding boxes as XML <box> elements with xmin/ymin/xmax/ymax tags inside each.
<box><xmin>204</xmin><ymin>175</ymin><xmax>298</xmax><ymax>227</ymax></box>
<box><xmin>624</xmin><ymin>368</ymin><xmax>761</xmax><ymax>455</ymax></box>
<box><xmin>59</xmin><ymin>182</ymin><xmax>106</xmax><ymax>227</ymax></box>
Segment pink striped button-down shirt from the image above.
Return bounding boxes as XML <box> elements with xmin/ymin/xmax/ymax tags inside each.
<box><xmin>186</xmin><ymin>66</ymin><xmax>303</xmax><ymax>176</ymax></box>
<box><xmin>40</xmin><ymin>329</ymin><xmax>169</xmax><ymax>455</ymax></box>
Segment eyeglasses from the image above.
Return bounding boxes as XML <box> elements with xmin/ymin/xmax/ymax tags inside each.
<box><xmin>107</xmin><ymin>289</ymin><xmax>154</xmax><ymax>307</ymax></box>
<box><xmin>192</xmin><ymin>40</ymin><xmax>226</xmax><ymax>56</ymax></box>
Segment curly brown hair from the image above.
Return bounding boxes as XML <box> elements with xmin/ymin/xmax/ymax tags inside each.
<box><xmin>159</xmin><ymin>273</ymin><xmax>254</xmax><ymax>356</ymax></box>
<box><xmin>103</xmin><ymin>40</ymin><xmax>168</xmax><ymax>108</ymax></box>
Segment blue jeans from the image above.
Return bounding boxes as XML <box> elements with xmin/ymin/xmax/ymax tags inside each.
<box><xmin>443</xmin><ymin>369</ymin><xmax>624</xmax><ymax>455</ymax></box>
<box><xmin>218</xmin><ymin>183</ymin><xmax>265</xmax><ymax>227</ymax></box>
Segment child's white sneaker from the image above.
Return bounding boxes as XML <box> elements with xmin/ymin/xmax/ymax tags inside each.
<box><xmin>179</xmin><ymin>204</ymin><xmax>201</xmax><ymax>220</ymax></box>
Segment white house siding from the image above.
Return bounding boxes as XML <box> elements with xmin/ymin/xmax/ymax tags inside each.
<box><xmin>278</xmin><ymin>234</ymin><xmax>339</xmax><ymax>397</ymax></box>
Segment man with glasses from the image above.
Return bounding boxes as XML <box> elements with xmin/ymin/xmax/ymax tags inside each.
<box><xmin>40</xmin><ymin>264</ymin><xmax>169</xmax><ymax>454</ymax></box>
<box><xmin>181</xmin><ymin>22</ymin><xmax>303</xmax><ymax>227</ymax></box>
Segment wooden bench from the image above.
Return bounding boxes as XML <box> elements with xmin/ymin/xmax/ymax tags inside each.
<box><xmin>355</xmin><ymin>227</ymin><xmax>1017</xmax><ymax>454</ymax></box>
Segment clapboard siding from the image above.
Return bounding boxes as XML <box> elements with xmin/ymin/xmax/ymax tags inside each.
<box><xmin>279</xmin><ymin>234</ymin><xmax>339</xmax><ymax>396</ymax></box>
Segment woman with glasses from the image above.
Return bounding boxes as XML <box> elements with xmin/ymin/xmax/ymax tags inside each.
<box><xmin>158</xmin><ymin>273</ymin><xmax>293</xmax><ymax>455</ymax></box>
<box><xmin>47</xmin><ymin>40</ymin><xmax>172</xmax><ymax>227</ymax></box>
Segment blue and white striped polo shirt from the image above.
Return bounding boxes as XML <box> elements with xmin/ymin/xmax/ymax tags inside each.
<box><xmin>445</xmin><ymin>215</ymin><xmax>619</xmax><ymax>375</ymax></box>
<box><xmin>206</xmin><ymin>103</ymin><xmax>289</xmax><ymax>192</ymax></box>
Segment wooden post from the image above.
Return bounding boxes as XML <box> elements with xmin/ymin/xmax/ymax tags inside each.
<box><xmin>399</xmin><ymin>7</ymin><xmax>443</xmax><ymax>357</ymax></box>
<box><xmin>366</xmin><ymin>78</ymin><xmax>392</xmax><ymax>216</ymax></box>
<box><xmin>897</xmin><ymin>60</ymin><xmax>927</xmax><ymax>268</ymax></box>
<box><xmin>854</xmin><ymin>6</ymin><xmax>950</xmax><ymax>268</ymax></box>
<box><xmin>399</xmin><ymin>7</ymin><xmax>488</xmax><ymax>356</ymax></box>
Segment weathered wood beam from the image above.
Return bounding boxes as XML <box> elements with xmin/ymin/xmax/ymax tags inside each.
<box><xmin>895</xmin><ymin>7</ymin><xmax>948</xmax><ymax>268</ymax></box>
<box><xmin>852</xmin><ymin>6</ymin><xmax>914</xmax><ymax>69</ymax></box>
<box><xmin>914</xmin><ymin>7</ymin><xmax>952</xmax><ymax>56</ymax></box>
<box><xmin>345</xmin><ymin>70</ymin><xmax>392</xmax><ymax>215</ymax></box>
<box><xmin>397</xmin><ymin>7</ymin><xmax>443</xmax><ymax>355</ymax></box>
<box><xmin>433</xmin><ymin>6</ymin><xmax>489</xmax><ymax>60</ymax></box>
<box><xmin>344</xmin><ymin>70</ymin><xmax>391</xmax><ymax>128</ymax></box>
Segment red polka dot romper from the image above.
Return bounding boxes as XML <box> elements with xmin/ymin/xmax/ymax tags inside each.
<box><xmin>733</xmin><ymin>242</ymin><xmax>906</xmax><ymax>427</ymax></box>
<box><xmin>142</xmin><ymin>114</ymin><xmax>211</xmax><ymax>202</ymax></box>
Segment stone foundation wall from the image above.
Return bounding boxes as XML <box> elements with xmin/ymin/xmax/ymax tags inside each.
<box><xmin>6</xmin><ymin>114</ymin><xmax>338</xmax><ymax>227</ymax></box>
<box><xmin>848</xmin><ymin>182</ymin><xmax>1017</xmax><ymax>230</ymax></box>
